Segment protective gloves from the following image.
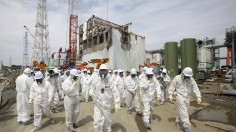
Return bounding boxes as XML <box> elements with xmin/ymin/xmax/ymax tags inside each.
<box><xmin>28</xmin><ymin>98</ymin><xmax>33</xmax><ymax>104</ymax></box>
<box><xmin>157</xmin><ymin>94</ymin><xmax>161</xmax><ymax>101</ymax></box>
<box><xmin>197</xmin><ymin>97</ymin><xmax>201</xmax><ymax>104</ymax></box>
<box><xmin>48</xmin><ymin>97</ymin><xmax>52</xmax><ymax>103</ymax></box>
<box><xmin>89</xmin><ymin>89</ymin><xmax>95</xmax><ymax>98</ymax></box>
<box><xmin>169</xmin><ymin>94</ymin><xmax>173</xmax><ymax>101</ymax></box>
<box><xmin>115</xmin><ymin>102</ymin><xmax>120</xmax><ymax>112</ymax></box>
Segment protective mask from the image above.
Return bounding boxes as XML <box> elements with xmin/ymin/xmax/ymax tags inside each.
<box><xmin>84</xmin><ymin>71</ymin><xmax>87</xmax><ymax>75</ymax></box>
<box><xmin>36</xmin><ymin>78</ymin><xmax>43</xmax><ymax>84</ymax></box>
<box><xmin>119</xmin><ymin>73</ymin><xmax>124</xmax><ymax>78</ymax></box>
<box><xmin>131</xmin><ymin>74</ymin><xmax>136</xmax><ymax>78</ymax></box>
<box><xmin>146</xmin><ymin>74</ymin><xmax>153</xmax><ymax>80</ymax></box>
<box><xmin>99</xmin><ymin>69</ymin><xmax>108</xmax><ymax>79</ymax></box>
<box><xmin>72</xmin><ymin>76</ymin><xmax>78</xmax><ymax>81</ymax></box>
<box><xmin>54</xmin><ymin>73</ymin><xmax>59</xmax><ymax>78</ymax></box>
<box><xmin>50</xmin><ymin>74</ymin><xmax>54</xmax><ymax>78</ymax></box>
<box><xmin>66</xmin><ymin>71</ymin><xmax>70</xmax><ymax>76</ymax></box>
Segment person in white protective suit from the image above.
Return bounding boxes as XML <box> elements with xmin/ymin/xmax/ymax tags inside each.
<box><xmin>124</xmin><ymin>68</ymin><xmax>143</xmax><ymax>115</ymax></box>
<box><xmin>109</xmin><ymin>70</ymin><xmax>118</xmax><ymax>85</ymax></box>
<box><xmin>54</xmin><ymin>68</ymin><xmax>64</xmax><ymax>102</ymax></box>
<box><xmin>15</xmin><ymin>68</ymin><xmax>34</xmax><ymax>125</ymax></box>
<box><xmin>114</xmin><ymin>69</ymin><xmax>126</xmax><ymax>107</ymax></box>
<box><xmin>140</xmin><ymin>68</ymin><xmax>161</xmax><ymax>130</ymax></box>
<box><xmin>62</xmin><ymin>70</ymin><xmax>70</xmax><ymax>82</ymax></box>
<box><xmin>138</xmin><ymin>66</ymin><xmax>148</xmax><ymax>80</ymax></box>
<box><xmin>157</xmin><ymin>68</ymin><xmax>171</xmax><ymax>105</ymax></box>
<box><xmin>81</xmin><ymin>69</ymin><xmax>91</xmax><ymax>102</ymax></box>
<box><xmin>169</xmin><ymin>67</ymin><xmax>201</xmax><ymax>132</ymax></box>
<box><xmin>45</xmin><ymin>68</ymin><xmax>59</xmax><ymax>113</ymax></box>
<box><xmin>28</xmin><ymin>71</ymin><xmax>54</xmax><ymax>132</ymax></box>
<box><xmin>89</xmin><ymin>64</ymin><xmax>120</xmax><ymax>132</ymax></box>
<box><xmin>62</xmin><ymin>69</ymin><xmax>80</xmax><ymax>132</ymax></box>
<box><xmin>107</xmin><ymin>70</ymin><xmax>112</xmax><ymax>80</ymax></box>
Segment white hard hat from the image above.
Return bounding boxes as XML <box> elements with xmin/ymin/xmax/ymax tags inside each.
<box><xmin>54</xmin><ymin>68</ymin><xmax>59</xmax><ymax>73</ymax></box>
<box><xmin>108</xmin><ymin>70</ymin><xmax>112</xmax><ymax>73</ymax></box>
<box><xmin>145</xmin><ymin>68</ymin><xmax>153</xmax><ymax>75</ymax></box>
<box><xmin>99</xmin><ymin>64</ymin><xmax>108</xmax><ymax>70</ymax></box>
<box><xmin>35</xmin><ymin>71</ymin><xmax>43</xmax><ymax>79</ymax></box>
<box><xmin>143</xmin><ymin>67</ymin><xmax>148</xmax><ymax>71</ymax></box>
<box><xmin>70</xmin><ymin>69</ymin><xmax>79</xmax><ymax>76</ymax></box>
<box><xmin>24</xmin><ymin>68</ymin><xmax>31</xmax><ymax>74</ymax></box>
<box><xmin>182</xmin><ymin>67</ymin><xmax>193</xmax><ymax>77</ymax></box>
<box><xmin>117</xmin><ymin>69</ymin><xmax>123</xmax><ymax>73</ymax></box>
<box><xmin>162</xmin><ymin>69</ymin><xmax>167</xmax><ymax>74</ymax></box>
<box><xmin>130</xmin><ymin>68</ymin><xmax>137</xmax><ymax>74</ymax></box>
<box><xmin>113</xmin><ymin>70</ymin><xmax>117</xmax><ymax>73</ymax></box>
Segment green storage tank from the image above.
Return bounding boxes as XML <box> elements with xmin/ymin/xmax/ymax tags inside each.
<box><xmin>165</xmin><ymin>42</ymin><xmax>178</xmax><ymax>79</ymax></box>
<box><xmin>181</xmin><ymin>38</ymin><xmax>197</xmax><ymax>78</ymax></box>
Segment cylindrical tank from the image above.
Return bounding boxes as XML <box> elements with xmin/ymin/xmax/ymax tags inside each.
<box><xmin>165</xmin><ymin>42</ymin><xmax>178</xmax><ymax>78</ymax></box>
<box><xmin>181</xmin><ymin>38</ymin><xmax>197</xmax><ymax>78</ymax></box>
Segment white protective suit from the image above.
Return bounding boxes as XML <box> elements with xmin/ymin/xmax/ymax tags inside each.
<box><xmin>169</xmin><ymin>74</ymin><xmax>201</xmax><ymax>129</ymax></box>
<box><xmin>158</xmin><ymin>73</ymin><xmax>171</xmax><ymax>103</ymax></box>
<box><xmin>15</xmin><ymin>73</ymin><xmax>34</xmax><ymax>123</ymax></box>
<box><xmin>62</xmin><ymin>76</ymin><xmax>80</xmax><ymax>129</ymax></box>
<box><xmin>114</xmin><ymin>75</ymin><xmax>126</xmax><ymax>106</ymax></box>
<box><xmin>90</xmin><ymin>76</ymin><xmax>120</xmax><ymax>132</ymax></box>
<box><xmin>140</xmin><ymin>76</ymin><xmax>161</xmax><ymax>123</ymax></box>
<box><xmin>124</xmin><ymin>75</ymin><xmax>141</xmax><ymax>113</ymax></box>
<box><xmin>81</xmin><ymin>74</ymin><xmax>90</xmax><ymax>102</ymax></box>
<box><xmin>30</xmin><ymin>79</ymin><xmax>54</xmax><ymax>128</ymax></box>
<box><xmin>109</xmin><ymin>72</ymin><xmax>117</xmax><ymax>87</ymax></box>
<box><xmin>46</xmin><ymin>76</ymin><xmax>59</xmax><ymax>111</ymax></box>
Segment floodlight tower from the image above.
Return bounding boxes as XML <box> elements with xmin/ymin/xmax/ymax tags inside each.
<box><xmin>32</xmin><ymin>0</ymin><xmax>50</xmax><ymax>65</ymax></box>
<box><xmin>68</xmin><ymin>0</ymin><xmax>79</xmax><ymax>65</ymax></box>
<box><xmin>23</xmin><ymin>32</ymin><xmax>29</xmax><ymax>68</ymax></box>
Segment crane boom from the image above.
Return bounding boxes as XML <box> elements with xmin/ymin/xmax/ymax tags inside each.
<box><xmin>68</xmin><ymin>0</ymin><xmax>78</xmax><ymax>65</ymax></box>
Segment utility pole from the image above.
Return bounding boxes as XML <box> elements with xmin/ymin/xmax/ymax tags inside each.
<box><xmin>32</xmin><ymin>0</ymin><xmax>50</xmax><ymax>65</ymax></box>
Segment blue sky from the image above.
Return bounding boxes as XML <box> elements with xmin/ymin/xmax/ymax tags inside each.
<box><xmin>0</xmin><ymin>0</ymin><xmax>236</xmax><ymax>66</ymax></box>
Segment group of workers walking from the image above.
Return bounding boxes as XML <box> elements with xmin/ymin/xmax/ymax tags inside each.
<box><xmin>15</xmin><ymin>64</ymin><xmax>201</xmax><ymax>132</ymax></box>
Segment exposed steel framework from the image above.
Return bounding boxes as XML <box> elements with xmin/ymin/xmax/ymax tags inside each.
<box><xmin>68</xmin><ymin>0</ymin><xmax>78</xmax><ymax>64</ymax></box>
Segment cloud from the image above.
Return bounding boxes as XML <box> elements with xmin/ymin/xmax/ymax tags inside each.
<box><xmin>0</xmin><ymin>0</ymin><xmax>236</xmax><ymax>66</ymax></box>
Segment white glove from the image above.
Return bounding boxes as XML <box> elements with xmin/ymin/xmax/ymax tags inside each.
<box><xmin>48</xmin><ymin>97</ymin><xmax>52</xmax><ymax>103</ymax></box>
<box><xmin>169</xmin><ymin>94</ymin><xmax>173</xmax><ymax>101</ymax></box>
<box><xmin>115</xmin><ymin>103</ymin><xmax>120</xmax><ymax>112</ymax></box>
<box><xmin>89</xmin><ymin>89</ymin><xmax>95</xmax><ymax>98</ymax></box>
<box><xmin>28</xmin><ymin>98</ymin><xmax>33</xmax><ymax>104</ymax></box>
<box><xmin>72</xmin><ymin>81</ymin><xmax>77</xmax><ymax>86</ymax></box>
<box><xmin>197</xmin><ymin>97</ymin><xmax>201</xmax><ymax>104</ymax></box>
<box><xmin>157</xmin><ymin>95</ymin><xmax>161</xmax><ymax>101</ymax></box>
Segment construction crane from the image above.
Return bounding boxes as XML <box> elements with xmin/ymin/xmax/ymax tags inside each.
<box><xmin>33</xmin><ymin>0</ymin><xmax>50</xmax><ymax>66</ymax></box>
<box><xmin>68</xmin><ymin>0</ymin><xmax>79</xmax><ymax>66</ymax></box>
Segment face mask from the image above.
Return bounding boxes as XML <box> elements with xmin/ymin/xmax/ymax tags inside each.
<box><xmin>146</xmin><ymin>74</ymin><xmax>153</xmax><ymax>80</ymax></box>
<box><xmin>66</xmin><ymin>71</ymin><xmax>70</xmax><ymax>76</ymax></box>
<box><xmin>54</xmin><ymin>73</ymin><xmax>59</xmax><ymax>77</ymax></box>
<box><xmin>72</xmin><ymin>76</ymin><xmax>78</xmax><ymax>81</ymax></box>
<box><xmin>131</xmin><ymin>74</ymin><xmax>136</xmax><ymax>78</ymax></box>
<box><xmin>119</xmin><ymin>73</ymin><xmax>124</xmax><ymax>77</ymax></box>
<box><xmin>36</xmin><ymin>78</ymin><xmax>43</xmax><ymax>84</ymax></box>
<box><xmin>50</xmin><ymin>74</ymin><xmax>54</xmax><ymax>78</ymax></box>
<box><xmin>84</xmin><ymin>71</ymin><xmax>87</xmax><ymax>74</ymax></box>
<box><xmin>99</xmin><ymin>69</ymin><xmax>108</xmax><ymax>79</ymax></box>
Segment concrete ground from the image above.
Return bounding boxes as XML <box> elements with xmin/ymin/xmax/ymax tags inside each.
<box><xmin>0</xmin><ymin>95</ymin><xmax>235</xmax><ymax>132</ymax></box>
